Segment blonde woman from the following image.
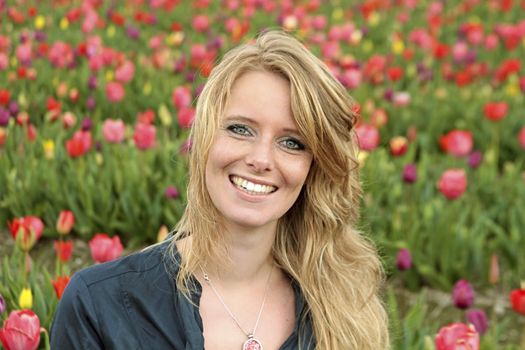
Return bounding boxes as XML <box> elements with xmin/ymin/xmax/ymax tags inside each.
<box><xmin>51</xmin><ymin>30</ymin><xmax>389</xmax><ymax>350</ymax></box>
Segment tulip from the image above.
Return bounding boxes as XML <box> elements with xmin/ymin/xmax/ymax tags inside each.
<box><xmin>435</xmin><ymin>323</ymin><xmax>479</xmax><ymax>350</ymax></box>
<box><xmin>7</xmin><ymin>216</ymin><xmax>44</xmax><ymax>252</ymax></box>
<box><xmin>115</xmin><ymin>60</ymin><xmax>135</xmax><ymax>83</ymax></box>
<box><xmin>102</xmin><ymin>119</ymin><xmax>126</xmax><ymax>144</ymax></box>
<box><xmin>18</xmin><ymin>288</ymin><xmax>32</xmax><ymax>309</ymax></box>
<box><xmin>488</xmin><ymin>254</ymin><xmax>500</xmax><ymax>284</ymax></box>
<box><xmin>466</xmin><ymin>309</ymin><xmax>489</xmax><ymax>335</ymax></box>
<box><xmin>483</xmin><ymin>101</ymin><xmax>508</xmax><ymax>121</ymax></box>
<box><xmin>452</xmin><ymin>280</ymin><xmax>475</xmax><ymax>309</ymax></box>
<box><xmin>171</xmin><ymin>86</ymin><xmax>192</xmax><ymax>109</ymax></box>
<box><xmin>164</xmin><ymin>186</ymin><xmax>179</xmax><ymax>199</ymax></box>
<box><xmin>192</xmin><ymin>14</ymin><xmax>210</xmax><ymax>32</ymax></box>
<box><xmin>89</xmin><ymin>233</ymin><xmax>124</xmax><ymax>263</ymax></box>
<box><xmin>395</xmin><ymin>248</ymin><xmax>412</xmax><ymax>270</ymax></box>
<box><xmin>65</xmin><ymin>130</ymin><xmax>92</xmax><ymax>158</ymax></box>
<box><xmin>54</xmin><ymin>240</ymin><xmax>73</xmax><ymax>263</ymax></box>
<box><xmin>0</xmin><ymin>310</ymin><xmax>41</xmax><ymax>350</ymax></box>
<box><xmin>56</xmin><ymin>210</ymin><xmax>74</xmax><ymax>235</ymax></box>
<box><xmin>177</xmin><ymin>107</ymin><xmax>195</xmax><ymax>129</ymax></box>
<box><xmin>389</xmin><ymin>136</ymin><xmax>408</xmax><ymax>156</ymax></box>
<box><xmin>157</xmin><ymin>225</ymin><xmax>169</xmax><ymax>243</ymax></box>
<box><xmin>438</xmin><ymin>169</ymin><xmax>467</xmax><ymax>200</ymax></box>
<box><xmin>133</xmin><ymin>122</ymin><xmax>156</xmax><ymax>150</ymax></box>
<box><xmin>510</xmin><ymin>287</ymin><xmax>525</xmax><ymax>315</ymax></box>
<box><xmin>0</xmin><ymin>293</ymin><xmax>6</xmax><ymax>314</ymax></box>
<box><xmin>518</xmin><ymin>126</ymin><xmax>525</xmax><ymax>150</ymax></box>
<box><xmin>355</xmin><ymin>124</ymin><xmax>380</xmax><ymax>151</ymax></box>
<box><xmin>402</xmin><ymin>163</ymin><xmax>417</xmax><ymax>183</ymax></box>
<box><xmin>439</xmin><ymin>130</ymin><xmax>473</xmax><ymax>157</ymax></box>
<box><xmin>467</xmin><ymin>151</ymin><xmax>483</xmax><ymax>169</ymax></box>
<box><xmin>51</xmin><ymin>275</ymin><xmax>70</xmax><ymax>300</ymax></box>
<box><xmin>106</xmin><ymin>81</ymin><xmax>125</xmax><ymax>103</ymax></box>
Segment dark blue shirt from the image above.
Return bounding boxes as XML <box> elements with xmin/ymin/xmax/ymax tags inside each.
<box><xmin>50</xmin><ymin>240</ymin><xmax>315</xmax><ymax>349</ymax></box>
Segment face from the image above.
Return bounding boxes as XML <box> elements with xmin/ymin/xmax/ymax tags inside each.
<box><xmin>205</xmin><ymin>70</ymin><xmax>313</xmax><ymax>232</ymax></box>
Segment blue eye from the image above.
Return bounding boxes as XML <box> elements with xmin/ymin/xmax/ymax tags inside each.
<box><xmin>280</xmin><ymin>138</ymin><xmax>305</xmax><ymax>150</ymax></box>
<box><xmin>227</xmin><ymin>124</ymin><xmax>252</xmax><ymax>136</ymax></box>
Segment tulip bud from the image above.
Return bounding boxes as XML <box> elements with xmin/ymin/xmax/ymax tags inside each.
<box><xmin>488</xmin><ymin>254</ymin><xmax>500</xmax><ymax>284</ymax></box>
<box><xmin>466</xmin><ymin>309</ymin><xmax>489</xmax><ymax>335</ymax></box>
<box><xmin>18</xmin><ymin>288</ymin><xmax>33</xmax><ymax>309</ymax></box>
<box><xmin>402</xmin><ymin>164</ymin><xmax>417</xmax><ymax>183</ymax></box>
<box><xmin>15</xmin><ymin>227</ymin><xmax>37</xmax><ymax>252</ymax></box>
<box><xmin>395</xmin><ymin>248</ymin><xmax>412</xmax><ymax>270</ymax></box>
<box><xmin>0</xmin><ymin>293</ymin><xmax>6</xmax><ymax>314</ymax></box>
<box><xmin>452</xmin><ymin>279</ymin><xmax>475</xmax><ymax>309</ymax></box>
<box><xmin>157</xmin><ymin>225</ymin><xmax>169</xmax><ymax>242</ymax></box>
<box><xmin>164</xmin><ymin>186</ymin><xmax>179</xmax><ymax>199</ymax></box>
<box><xmin>56</xmin><ymin>210</ymin><xmax>75</xmax><ymax>235</ymax></box>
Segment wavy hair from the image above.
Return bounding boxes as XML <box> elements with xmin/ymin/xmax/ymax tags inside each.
<box><xmin>169</xmin><ymin>30</ymin><xmax>389</xmax><ymax>349</ymax></box>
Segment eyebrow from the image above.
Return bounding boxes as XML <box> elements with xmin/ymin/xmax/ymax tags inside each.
<box><xmin>224</xmin><ymin>114</ymin><xmax>300</xmax><ymax>135</ymax></box>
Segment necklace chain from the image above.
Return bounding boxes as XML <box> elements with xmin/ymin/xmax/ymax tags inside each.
<box><xmin>202</xmin><ymin>265</ymin><xmax>274</xmax><ymax>339</ymax></box>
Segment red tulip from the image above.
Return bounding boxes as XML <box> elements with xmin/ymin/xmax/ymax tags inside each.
<box><xmin>65</xmin><ymin>130</ymin><xmax>92</xmax><ymax>158</ymax></box>
<box><xmin>133</xmin><ymin>122</ymin><xmax>156</xmax><ymax>150</ymax></box>
<box><xmin>177</xmin><ymin>107</ymin><xmax>195</xmax><ymax>129</ymax></box>
<box><xmin>438</xmin><ymin>169</ymin><xmax>467</xmax><ymax>200</ymax></box>
<box><xmin>483</xmin><ymin>102</ymin><xmax>508</xmax><ymax>121</ymax></box>
<box><xmin>518</xmin><ymin>126</ymin><xmax>525</xmax><ymax>150</ymax></box>
<box><xmin>54</xmin><ymin>240</ymin><xmax>73</xmax><ymax>263</ymax></box>
<box><xmin>0</xmin><ymin>89</ymin><xmax>10</xmax><ymax>106</ymax></box>
<box><xmin>439</xmin><ymin>130</ymin><xmax>473</xmax><ymax>157</ymax></box>
<box><xmin>192</xmin><ymin>14</ymin><xmax>210</xmax><ymax>32</ymax></box>
<box><xmin>56</xmin><ymin>210</ymin><xmax>74</xmax><ymax>235</ymax></box>
<box><xmin>435</xmin><ymin>323</ymin><xmax>479</xmax><ymax>350</ymax></box>
<box><xmin>355</xmin><ymin>124</ymin><xmax>380</xmax><ymax>151</ymax></box>
<box><xmin>7</xmin><ymin>216</ymin><xmax>44</xmax><ymax>251</ymax></box>
<box><xmin>51</xmin><ymin>275</ymin><xmax>70</xmax><ymax>300</ymax></box>
<box><xmin>89</xmin><ymin>233</ymin><xmax>124</xmax><ymax>263</ymax></box>
<box><xmin>0</xmin><ymin>310</ymin><xmax>41</xmax><ymax>350</ymax></box>
<box><xmin>510</xmin><ymin>288</ymin><xmax>525</xmax><ymax>315</ymax></box>
<box><xmin>171</xmin><ymin>86</ymin><xmax>192</xmax><ymax>109</ymax></box>
<box><xmin>389</xmin><ymin>136</ymin><xmax>408</xmax><ymax>156</ymax></box>
<box><xmin>106</xmin><ymin>81</ymin><xmax>125</xmax><ymax>103</ymax></box>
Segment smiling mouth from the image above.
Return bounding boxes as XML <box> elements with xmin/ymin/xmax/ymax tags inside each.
<box><xmin>230</xmin><ymin>175</ymin><xmax>278</xmax><ymax>195</ymax></box>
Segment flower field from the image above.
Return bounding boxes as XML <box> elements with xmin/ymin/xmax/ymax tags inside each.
<box><xmin>1</xmin><ymin>0</ymin><xmax>525</xmax><ymax>349</ymax></box>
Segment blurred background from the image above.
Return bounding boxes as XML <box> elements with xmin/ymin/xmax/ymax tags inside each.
<box><xmin>0</xmin><ymin>0</ymin><xmax>524</xmax><ymax>349</ymax></box>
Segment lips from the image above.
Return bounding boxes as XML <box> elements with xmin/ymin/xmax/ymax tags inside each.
<box><xmin>229</xmin><ymin>175</ymin><xmax>278</xmax><ymax>195</ymax></box>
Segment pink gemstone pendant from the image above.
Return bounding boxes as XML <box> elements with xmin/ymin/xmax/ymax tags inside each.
<box><xmin>243</xmin><ymin>337</ymin><xmax>262</xmax><ymax>350</ymax></box>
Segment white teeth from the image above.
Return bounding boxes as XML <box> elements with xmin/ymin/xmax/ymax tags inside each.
<box><xmin>231</xmin><ymin>176</ymin><xmax>276</xmax><ymax>195</ymax></box>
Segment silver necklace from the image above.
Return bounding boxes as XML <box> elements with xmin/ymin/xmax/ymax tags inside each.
<box><xmin>202</xmin><ymin>265</ymin><xmax>274</xmax><ymax>350</ymax></box>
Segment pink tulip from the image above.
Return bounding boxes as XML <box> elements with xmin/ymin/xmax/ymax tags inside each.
<box><xmin>192</xmin><ymin>14</ymin><xmax>210</xmax><ymax>32</ymax></box>
<box><xmin>438</xmin><ymin>169</ymin><xmax>467</xmax><ymax>200</ymax></box>
<box><xmin>47</xmin><ymin>41</ymin><xmax>74</xmax><ymax>69</ymax></box>
<box><xmin>452</xmin><ymin>41</ymin><xmax>469</xmax><ymax>63</ymax></box>
<box><xmin>435</xmin><ymin>323</ymin><xmax>479</xmax><ymax>350</ymax></box>
<box><xmin>89</xmin><ymin>233</ymin><xmax>124</xmax><ymax>263</ymax></box>
<box><xmin>177</xmin><ymin>107</ymin><xmax>195</xmax><ymax>129</ymax></box>
<box><xmin>452</xmin><ymin>279</ymin><xmax>475</xmax><ymax>309</ymax></box>
<box><xmin>115</xmin><ymin>61</ymin><xmax>135</xmax><ymax>83</ymax></box>
<box><xmin>102</xmin><ymin>119</ymin><xmax>126</xmax><ymax>143</ymax></box>
<box><xmin>133</xmin><ymin>122</ymin><xmax>156</xmax><ymax>150</ymax></box>
<box><xmin>355</xmin><ymin>124</ymin><xmax>380</xmax><ymax>151</ymax></box>
<box><xmin>0</xmin><ymin>310</ymin><xmax>41</xmax><ymax>350</ymax></box>
<box><xmin>0</xmin><ymin>53</ymin><xmax>8</xmax><ymax>70</ymax></box>
<box><xmin>484</xmin><ymin>34</ymin><xmax>499</xmax><ymax>50</ymax></box>
<box><xmin>172</xmin><ymin>86</ymin><xmax>192</xmax><ymax>109</ymax></box>
<box><xmin>518</xmin><ymin>126</ymin><xmax>525</xmax><ymax>150</ymax></box>
<box><xmin>106</xmin><ymin>82</ymin><xmax>125</xmax><ymax>103</ymax></box>
<box><xmin>439</xmin><ymin>130</ymin><xmax>473</xmax><ymax>157</ymax></box>
<box><xmin>393</xmin><ymin>92</ymin><xmax>411</xmax><ymax>107</ymax></box>
<box><xmin>396</xmin><ymin>248</ymin><xmax>412</xmax><ymax>270</ymax></box>
<box><xmin>16</xmin><ymin>43</ymin><xmax>32</xmax><ymax>64</ymax></box>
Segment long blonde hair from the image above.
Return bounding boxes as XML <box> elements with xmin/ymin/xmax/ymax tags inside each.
<box><xmin>170</xmin><ymin>30</ymin><xmax>389</xmax><ymax>349</ymax></box>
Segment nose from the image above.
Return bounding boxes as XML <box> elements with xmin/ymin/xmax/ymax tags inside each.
<box><xmin>245</xmin><ymin>138</ymin><xmax>274</xmax><ymax>173</ymax></box>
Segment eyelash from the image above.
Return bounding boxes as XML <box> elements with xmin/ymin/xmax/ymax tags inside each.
<box><xmin>226</xmin><ymin>124</ymin><xmax>306</xmax><ymax>151</ymax></box>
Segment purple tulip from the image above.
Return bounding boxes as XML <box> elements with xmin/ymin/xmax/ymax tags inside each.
<box><xmin>164</xmin><ymin>186</ymin><xmax>179</xmax><ymax>199</ymax></box>
<box><xmin>466</xmin><ymin>309</ymin><xmax>489</xmax><ymax>335</ymax></box>
<box><xmin>0</xmin><ymin>107</ymin><xmax>9</xmax><ymax>127</ymax></box>
<box><xmin>396</xmin><ymin>248</ymin><xmax>412</xmax><ymax>270</ymax></box>
<box><xmin>402</xmin><ymin>164</ymin><xmax>417</xmax><ymax>183</ymax></box>
<box><xmin>0</xmin><ymin>292</ymin><xmax>6</xmax><ymax>314</ymax></box>
<box><xmin>88</xmin><ymin>75</ymin><xmax>98</xmax><ymax>90</ymax></box>
<box><xmin>452</xmin><ymin>279</ymin><xmax>475</xmax><ymax>309</ymax></box>
<box><xmin>468</xmin><ymin>151</ymin><xmax>483</xmax><ymax>169</ymax></box>
<box><xmin>86</xmin><ymin>96</ymin><xmax>96</xmax><ymax>110</ymax></box>
<box><xmin>8</xmin><ymin>101</ymin><xmax>19</xmax><ymax>117</ymax></box>
<box><xmin>34</xmin><ymin>31</ymin><xmax>47</xmax><ymax>42</ymax></box>
<box><xmin>126</xmin><ymin>25</ymin><xmax>140</xmax><ymax>40</ymax></box>
<box><xmin>383</xmin><ymin>89</ymin><xmax>394</xmax><ymax>102</ymax></box>
<box><xmin>81</xmin><ymin>117</ymin><xmax>93</xmax><ymax>131</ymax></box>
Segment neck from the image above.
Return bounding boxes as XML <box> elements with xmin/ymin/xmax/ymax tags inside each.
<box><xmin>206</xmin><ymin>222</ymin><xmax>277</xmax><ymax>285</ymax></box>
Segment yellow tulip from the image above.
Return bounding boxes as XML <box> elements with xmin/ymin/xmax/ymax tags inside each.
<box><xmin>362</xmin><ymin>40</ymin><xmax>374</xmax><ymax>53</ymax></box>
<box><xmin>107</xmin><ymin>25</ymin><xmax>116</xmax><ymax>38</ymax></box>
<box><xmin>35</xmin><ymin>15</ymin><xmax>46</xmax><ymax>30</ymax></box>
<box><xmin>392</xmin><ymin>40</ymin><xmax>404</xmax><ymax>55</ymax></box>
<box><xmin>368</xmin><ymin>12</ymin><xmax>380</xmax><ymax>27</ymax></box>
<box><xmin>157</xmin><ymin>225</ymin><xmax>169</xmax><ymax>243</ymax></box>
<box><xmin>332</xmin><ymin>8</ymin><xmax>344</xmax><ymax>21</ymax></box>
<box><xmin>19</xmin><ymin>288</ymin><xmax>33</xmax><ymax>309</ymax></box>
<box><xmin>105</xmin><ymin>70</ymin><xmax>114</xmax><ymax>82</ymax></box>
<box><xmin>143</xmin><ymin>82</ymin><xmax>152</xmax><ymax>95</ymax></box>
<box><xmin>505</xmin><ymin>83</ymin><xmax>519</xmax><ymax>97</ymax></box>
<box><xmin>43</xmin><ymin>139</ymin><xmax>55</xmax><ymax>160</ymax></box>
<box><xmin>60</xmin><ymin>18</ymin><xmax>69</xmax><ymax>30</ymax></box>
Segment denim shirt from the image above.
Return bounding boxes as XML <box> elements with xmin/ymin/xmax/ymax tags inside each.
<box><xmin>50</xmin><ymin>240</ymin><xmax>315</xmax><ymax>349</ymax></box>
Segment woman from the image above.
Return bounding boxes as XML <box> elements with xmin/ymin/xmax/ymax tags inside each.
<box><xmin>51</xmin><ymin>30</ymin><xmax>389</xmax><ymax>349</ymax></box>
